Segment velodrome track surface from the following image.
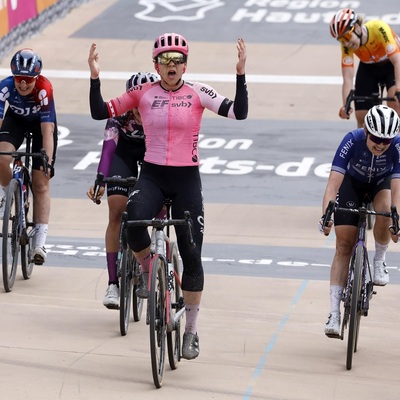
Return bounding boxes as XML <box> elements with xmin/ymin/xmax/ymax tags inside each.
<box><xmin>0</xmin><ymin>1</ymin><xmax>400</xmax><ymax>399</ymax></box>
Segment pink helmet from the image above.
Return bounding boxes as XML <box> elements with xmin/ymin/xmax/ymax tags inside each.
<box><xmin>152</xmin><ymin>33</ymin><xmax>189</xmax><ymax>59</ymax></box>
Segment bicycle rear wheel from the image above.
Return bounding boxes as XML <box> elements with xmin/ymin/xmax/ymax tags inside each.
<box><xmin>21</xmin><ymin>182</ymin><xmax>34</xmax><ymax>279</ymax></box>
<box><xmin>2</xmin><ymin>179</ymin><xmax>21</xmax><ymax>292</ymax></box>
<box><xmin>167</xmin><ymin>242</ymin><xmax>183</xmax><ymax>370</ymax></box>
<box><xmin>346</xmin><ymin>244</ymin><xmax>364</xmax><ymax>370</ymax></box>
<box><xmin>120</xmin><ymin>247</ymin><xmax>133</xmax><ymax>336</ymax></box>
<box><xmin>149</xmin><ymin>255</ymin><xmax>166</xmax><ymax>389</ymax></box>
<box><xmin>132</xmin><ymin>257</ymin><xmax>144</xmax><ymax>322</ymax></box>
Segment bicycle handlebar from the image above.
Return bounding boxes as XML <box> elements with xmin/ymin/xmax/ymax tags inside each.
<box><xmin>92</xmin><ymin>172</ymin><xmax>137</xmax><ymax>205</ymax></box>
<box><xmin>344</xmin><ymin>90</ymin><xmax>396</xmax><ymax>115</ymax></box>
<box><xmin>0</xmin><ymin>148</ymin><xmax>49</xmax><ymax>176</ymax></box>
<box><xmin>127</xmin><ymin>211</ymin><xmax>196</xmax><ymax>249</ymax></box>
<box><xmin>323</xmin><ymin>200</ymin><xmax>400</xmax><ymax>234</ymax></box>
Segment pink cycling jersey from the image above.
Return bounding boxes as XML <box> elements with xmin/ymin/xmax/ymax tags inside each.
<box><xmin>106</xmin><ymin>81</ymin><xmax>237</xmax><ymax>166</ymax></box>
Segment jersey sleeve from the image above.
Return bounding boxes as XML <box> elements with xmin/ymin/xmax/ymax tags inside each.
<box><xmin>36</xmin><ymin>76</ymin><xmax>57</xmax><ymax>123</ymax></box>
<box><xmin>0</xmin><ymin>77</ymin><xmax>12</xmax><ymax>119</ymax></box>
<box><xmin>194</xmin><ymin>77</ymin><xmax>248</xmax><ymax>120</ymax></box>
<box><xmin>331</xmin><ymin>132</ymin><xmax>355</xmax><ymax>174</ymax></box>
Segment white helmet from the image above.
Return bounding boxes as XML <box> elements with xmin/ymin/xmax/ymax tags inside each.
<box><xmin>364</xmin><ymin>105</ymin><xmax>400</xmax><ymax>139</ymax></box>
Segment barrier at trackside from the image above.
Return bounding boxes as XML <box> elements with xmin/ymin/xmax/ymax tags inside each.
<box><xmin>0</xmin><ymin>0</ymin><xmax>90</xmax><ymax>62</ymax></box>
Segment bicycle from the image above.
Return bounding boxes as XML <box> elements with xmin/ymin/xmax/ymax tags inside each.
<box><xmin>344</xmin><ymin>83</ymin><xmax>396</xmax><ymax>230</ymax></box>
<box><xmin>0</xmin><ymin>131</ymin><xmax>48</xmax><ymax>292</ymax></box>
<box><xmin>126</xmin><ymin>203</ymin><xmax>195</xmax><ymax>388</ymax></box>
<box><xmin>92</xmin><ymin>173</ymin><xmax>143</xmax><ymax>336</ymax></box>
<box><xmin>322</xmin><ymin>199</ymin><xmax>399</xmax><ymax>370</ymax></box>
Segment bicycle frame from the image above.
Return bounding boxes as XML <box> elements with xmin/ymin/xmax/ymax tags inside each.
<box><xmin>150</xmin><ymin>226</ymin><xmax>185</xmax><ymax>332</ymax></box>
<box><xmin>1</xmin><ymin>132</ymin><xmax>49</xmax><ymax>291</ymax></box>
<box><xmin>341</xmin><ymin>206</ymin><xmax>373</xmax><ymax>336</ymax></box>
<box><xmin>126</xmin><ymin>204</ymin><xmax>194</xmax><ymax>388</ymax></box>
<box><xmin>323</xmin><ymin>200</ymin><xmax>398</xmax><ymax>370</ymax></box>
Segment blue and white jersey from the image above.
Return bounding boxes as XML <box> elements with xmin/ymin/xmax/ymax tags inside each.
<box><xmin>331</xmin><ymin>128</ymin><xmax>400</xmax><ymax>183</ymax></box>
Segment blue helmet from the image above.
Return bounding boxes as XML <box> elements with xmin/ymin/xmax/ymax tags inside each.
<box><xmin>10</xmin><ymin>48</ymin><xmax>42</xmax><ymax>77</ymax></box>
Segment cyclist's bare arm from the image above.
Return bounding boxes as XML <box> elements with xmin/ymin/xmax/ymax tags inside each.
<box><xmin>340</xmin><ymin>67</ymin><xmax>355</xmax><ymax>119</ymax></box>
<box><xmin>390</xmin><ymin>178</ymin><xmax>400</xmax><ymax>242</ymax></box>
<box><xmin>388</xmin><ymin>53</ymin><xmax>400</xmax><ymax>104</ymax></box>
<box><xmin>40</xmin><ymin>121</ymin><xmax>55</xmax><ymax>177</ymax></box>
<box><xmin>320</xmin><ymin>171</ymin><xmax>344</xmax><ymax>236</ymax></box>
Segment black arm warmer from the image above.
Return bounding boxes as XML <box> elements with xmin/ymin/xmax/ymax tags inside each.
<box><xmin>89</xmin><ymin>78</ymin><xmax>111</xmax><ymax>120</ymax></box>
<box><xmin>217</xmin><ymin>74</ymin><xmax>248</xmax><ymax>119</ymax></box>
<box><xmin>233</xmin><ymin>74</ymin><xmax>248</xmax><ymax>120</ymax></box>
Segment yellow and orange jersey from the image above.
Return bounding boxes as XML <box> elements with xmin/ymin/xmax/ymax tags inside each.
<box><xmin>341</xmin><ymin>19</ymin><xmax>400</xmax><ymax>68</ymax></box>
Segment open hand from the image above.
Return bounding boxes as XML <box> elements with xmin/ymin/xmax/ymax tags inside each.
<box><xmin>88</xmin><ymin>43</ymin><xmax>100</xmax><ymax>79</ymax></box>
<box><xmin>236</xmin><ymin>37</ymin><xmax>246</xmax><ymax>75</ymax></box>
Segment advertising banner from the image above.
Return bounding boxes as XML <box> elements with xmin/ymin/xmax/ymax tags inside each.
<box><xmin>36</xmin><ymin>0</ymin><xmax>58</xmax><ymax>14</ymax></box>
<box><xmin>0</xmin><ymin>4</ymin><xmax>8</xmax><ymax>37</ymax></box>
<box><xmin>7</xmin><ymin>0</ymin><xmax>37</xmax><ymax>31</ymax></box>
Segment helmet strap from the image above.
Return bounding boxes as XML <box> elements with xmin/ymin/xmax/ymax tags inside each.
<box><xmin>354</xmin><ymin>24</ymin><xmax>364</xmax><ymax>46</ymax></box>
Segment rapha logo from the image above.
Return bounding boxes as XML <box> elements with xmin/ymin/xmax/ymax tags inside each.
<box><xmin>135</xmin><ymin>0</ymin><xmax>224</xmax><ymax>22</ymax></box>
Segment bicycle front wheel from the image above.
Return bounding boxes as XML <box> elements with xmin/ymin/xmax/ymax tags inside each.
<box><xmin>21</xmin><ymin>182</ymin><xmax>34</xmax><ymax>279</ymax></box>
<box><xmin>132</xmin><ymin>257</ymin><xmax>144</xmax><ymax>322</ymax></box>
<box><xmin>2</xmin><ymin>179</ymin><xmax>21</xmax><ymax>292</ymax></box>
<box><xmin>167</xmin><ymin>242</ymin><xmax>183</xmax><ymax>370</ymax></box>
<box><xmin>346</xmin><ymin>244</ymin><xmax>364</xmax><ymax>370</ymax></box>
<box><xmin>149</xmin><ymin>255</ymin><xmax>167</xmax><ymax>389</ymax></box>
<box><xmin>119</xmin><ymin>247</ymin><xmax>133</xmax><ymax>336</ymax></box>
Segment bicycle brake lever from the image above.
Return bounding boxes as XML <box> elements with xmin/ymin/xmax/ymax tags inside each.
<box><xmin>390</xmin><ymin>206</ymin><xmax>399</xmax><ymax>235</ymax></box>
<box><xmin>344</xmin><ymin>89</ymin><xmax>355</xmax><ymax>115</ymax></box>
<box><xmin>93</xmin><ymin>172</ymin><xmax>104</xmax><ymax>205</ymax></box>
<box><xmin>184</xmin><ymin>211</ymin><xmax>196</xmax><ymax>249</ymax></box>
<box><xmin>40</xmin><ymin>148</ymin><xmax>49</xmax><ymax>176</ymax></box>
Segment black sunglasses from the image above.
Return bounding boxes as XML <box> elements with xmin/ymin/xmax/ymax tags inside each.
<box><xmin>368</xmin><ymin>134</ymin><xmax>393</xmax><ymax>146</ymax></box>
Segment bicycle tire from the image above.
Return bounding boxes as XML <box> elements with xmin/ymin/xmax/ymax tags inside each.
<box><xmin>119</xmin><ymin>247</ymin><xmax>133</xmax><ymax>336</ymax></box>
<box><xmin>132</xmin><ymin>257</ymin><xmax>144</xmax><ymax>322</ymax></box>
<box><xmin>346</xmin><ymin>244</ymin><xmax>364</xmax><ymax>370</ymax></box>
<box><xmin>149</xmin><ymin>255</ymin><xmax>166</xmax><ymax>389</ymax></box>
<box><xmin>2</xmin><ymin>179</ymin><xmax>21</xmax><ymax>292</ymax></box>
<box><xmin>167</xmin><ymin>242</ymin><xmax>183</xmax><ymax>370</ymax></box>
<box><xmin>21</xmin><ymin>180</ymin><xmax>34</xmax><ymax>279</ymax></box>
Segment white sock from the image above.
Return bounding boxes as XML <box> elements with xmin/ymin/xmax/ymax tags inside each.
<box><xmin>185</xmin><ymin>304</ymin><xmax>200</xmax><ymax>334</ymax></box>
<box><xmin>33</xmin><ymin>224</ymin><xmax>48</xmax><ymax>248</ymax></box>
<box><xmin>330</xmin><ymin>285</ymin><xmax>344</xmax><ymax>314</ymax></box>
<box><xmin>373</xmin><ymin>241</ymin><xmax>389</xmax><ymax>263</ymax></box>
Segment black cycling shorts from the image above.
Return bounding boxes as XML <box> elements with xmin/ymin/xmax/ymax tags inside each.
<box><xmin>354</xmin><ymin>61</ymin><xmax>396</xmax><ymax>111</ymax></box>
<box><xmin>106</xmin><ymin>135</ymin><xmax>145</xmax><ymax>197</ymax></box>
<box><xmin>334</xmin><ymin>173</ymin><xmax>391</xmax><ymax>226</ymax></box>
<box><xmin>0</xmin><ymin>109</ymin><xmax>58</xmax><ymax>176</ymax></box>
<box><xmin>126</xmin><ymin>162</ymin><xmax>205</xmax><ymax>292</ymax></box>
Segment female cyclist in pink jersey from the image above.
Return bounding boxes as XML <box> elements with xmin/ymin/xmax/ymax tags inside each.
<box><xmin>330</xmin><ymin>8</ymin><xmax>400</xmax><ymax>127</ymax></box>
<box><xmin>88</xmin><ymin>33</ymin><xmax>248</xmax><ymax>360</ymax></box>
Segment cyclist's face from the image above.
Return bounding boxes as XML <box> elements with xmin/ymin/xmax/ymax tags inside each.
<box><xmin>14</xmin><ymin>76</ymin><xmax>36</xmax><ymax>96</ymax></box>
<box><xmin>154</xmin><ymin>55</ymin><xmax>187</xmax><ymax>90</ymax></box>
<box><xmin>366</xmin><ymin>132</ymin><xmax>392</xmax><ymax>156</ymax></box>
<box><xmin>338</xmin><ymin>26</ymin><xmax>359</xmax><ymax>49</ymax></box>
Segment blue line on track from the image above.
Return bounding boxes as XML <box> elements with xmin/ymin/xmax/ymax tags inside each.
<box><xmin>242</xmin><ymin>279</ymin><xmax>309</xmax><ymax>400</ymax></box>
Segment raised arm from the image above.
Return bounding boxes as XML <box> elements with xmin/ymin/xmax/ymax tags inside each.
<box><xmin>233</xmin><ymin>37</ymin><xmax>248</xmax><ymax>120</ymax></box>
<box><xmin>88</xmin><ymin>43</ymin><xmax>110</xmax><ymax>120</ymax></box>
